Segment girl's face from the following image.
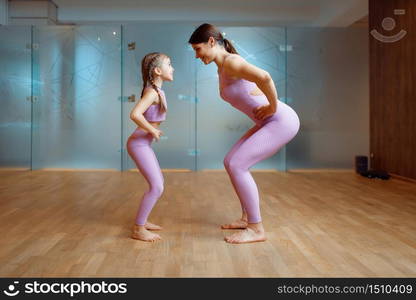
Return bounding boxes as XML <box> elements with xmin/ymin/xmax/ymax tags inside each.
<box><xmin>192</xmin><ymin>41</ymin><xmax>215</xmax><ymax>65</ymax></box>
<box><xmin>157</xmin><ymin>56</ymin><xmax>174</xmax><ymax>81</ymax></box>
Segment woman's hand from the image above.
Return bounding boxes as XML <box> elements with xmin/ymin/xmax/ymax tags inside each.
<box><xmin>253</xmin><ymin>104</ymin><xmax>276</xmax><ymax>120</ymax></box>
<box><xmin>150</xmin><ymin>128</ymin><xmax>163</xmax><ymax>142</ymax></box>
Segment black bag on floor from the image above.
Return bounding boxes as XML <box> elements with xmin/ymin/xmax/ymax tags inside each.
<box><xmin>359</xmin><ymin>170</ymin><xmax>390</xmax><ymax>180</ymax></box>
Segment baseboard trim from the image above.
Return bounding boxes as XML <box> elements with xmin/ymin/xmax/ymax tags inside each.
<box><xmin>36</xmin><ymin>168</ymin><xmax>119</xmax><ymax>172</ymax></box>
<box><xmin>288</xmin><ymin>168</ymin><xmax>354</xmax><ymax>173</ymax></box>
<box><xmin>0</xmin><ymin>168</ymin><xmax>361</xmax><ymax>174</ymax></box>
<box><xmin>0</xmin><ymin>168</ymin><xmax>30</xmax><ymax>171</ymax></box>
<box><xmin>127</xmin><ymin>169</ymin><xmax>192</xmax><ymax>173</ymax></box>
<box><xmin>390</xmin><ymin>173</ymin><xmax>416</xmax><ymax>183</ymax></box>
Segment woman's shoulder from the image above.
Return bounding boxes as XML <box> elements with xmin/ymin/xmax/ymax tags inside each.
<box><xmin>223</xmin><ymin>54</ymin><xmax>246</xmax><ymax>71</ymax></box>
<box><xmin>221</xmin><ymin>54</ymin><xmax>248</xmax><ymax>79</ymax></box>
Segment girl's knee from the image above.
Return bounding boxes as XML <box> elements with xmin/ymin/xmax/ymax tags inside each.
<box><xmin>148</xmin><ymin>183</ymin><xmax>164</xmax><ymax>197</ymax></box>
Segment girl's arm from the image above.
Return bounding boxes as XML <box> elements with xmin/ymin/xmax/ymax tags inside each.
<box><xmin>130</xmin><ymin>88</ymin><xmax>160</xmax><ymax>135</ymax></box>
<box><xmin>223</xmin><ymin>55</ymin><xmax>278</xmax><ymax>119</ymax></box>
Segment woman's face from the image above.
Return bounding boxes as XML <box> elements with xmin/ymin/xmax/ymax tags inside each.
<box><xmin>191</xmin><ymin>41</ymin><xmax>215</xmax><ymax>65</ymax></box>
<box><xmin>159</xmin><ymin>56</ymin><xmax>174</xmax><ymax>81</ymax></box>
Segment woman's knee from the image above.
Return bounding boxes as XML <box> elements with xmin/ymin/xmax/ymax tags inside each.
<box><xmin>223</xmin><ymin>156</ymin><xmax>230</xmax><ymax>170</ymax></box>
<box><xmin>226</xmin><ymin>157</ymin><xmax>246</xmax><ymax>173</ymax></box>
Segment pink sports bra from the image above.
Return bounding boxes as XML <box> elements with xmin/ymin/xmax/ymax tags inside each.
<box><xmin>143</xmin><ymin>87</ymin><xmax>167</xmax><ymax>122</ymax></box>
<box><xmin>218</xmin><ymin>67</ymin><xmax>273</xmax><ymax>125</ymax></box>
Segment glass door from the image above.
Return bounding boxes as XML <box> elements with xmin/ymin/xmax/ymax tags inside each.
<box><xmin>122</xmin><ymin>24</ymin><xmax>196</xmax><ymax>171</ymax></box>
<box><xmin>196</xmin><ymin>26</ymin><xmax>287</xmax><ymax>170</ymax></box>
<box><xmin>31</xmin><ymin>25</ymin><xmax>122</xmax><ymax>170</ymax></box>
<box><xmin>0</xmin><ymin>26</ymin><xmax>32</xmax><ymax>170</ymax></box>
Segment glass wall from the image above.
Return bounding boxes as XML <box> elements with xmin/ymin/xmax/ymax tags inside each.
<box><xmin>0</xmin><ymin>24</ymin><xmax>369</xmax><ymax>171</ymax></box>
<box><xmin>122</xmin><ymin>24</ymin><xmax>196</xmax><ymax>171</ymax></box>
<box><xmin>31</xmin><ymin>26</ymin><xmax>122</xmax><ymax>170</ymax></box>
<box><xmin>0</xmin><ymin>26</ymin><xmax>32</xmax><ymax>169</ymax></box>
<box><xmin>196</xmin><ymin>27</ymin><xmax>287</xmax><ymax>170</ymax></box>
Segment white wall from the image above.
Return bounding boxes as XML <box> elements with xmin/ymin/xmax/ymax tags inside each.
<box><xmin>287</xmin><ymin>27</ymin><xmax>369</xmax><ymax>169</ymax></box>
<box><xmin>8</xmin><ymin>0</ymin><xmax>57</xmax><ymax>25</ymax></box>
<box><xmin>53</xmin><ymin>0</ymin><xmax>367</xmax><ymax>27</ymax></box>
<box><xmin>3</xmin><ymin>0</ymin><xmax>369</xmax><ymax>27</ymax></box>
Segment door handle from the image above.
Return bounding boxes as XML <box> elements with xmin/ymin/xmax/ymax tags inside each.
<box><xmin>128</xmin><ymin>94</ymin><xmax>136</xmax><ymax>102</ymax></box>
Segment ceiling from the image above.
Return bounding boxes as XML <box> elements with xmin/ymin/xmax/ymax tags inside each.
<box><xmin>52</xmin><ymin>0</ymin><xmax>368</xmax><ymax>27</ymax></box>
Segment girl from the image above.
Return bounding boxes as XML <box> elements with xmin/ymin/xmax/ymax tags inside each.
<box><xmin>127</xmin><ymin>52</ymin><xmax>174</xmax><ymax>242</ymax></box>
<box><xmin>189</xmin><ymin>24</ymin><xmax>300</xmax><ymax>244</ymax></box>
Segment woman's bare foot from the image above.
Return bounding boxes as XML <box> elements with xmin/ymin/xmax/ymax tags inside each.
<box><xmin>145</xmin><ymin>222</ymin><xmax>162</xmax><ymax>231</ymax></box>
<box><xmin>131</xmin><ymin>225</ymin><xmax>162</xmax><ymax>242</ymax></box>
<box><xmin>224</xmin><ymin>223</ymin><xmax>266</xmax><ymax>244</ymax></box>
<box><xmin>221</xmin><ymin>218</ymin><xmax>248</xmax><ymax>229</ymax></box>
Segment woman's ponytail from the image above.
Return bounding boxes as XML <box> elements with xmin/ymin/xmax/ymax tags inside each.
<box><xmin>189</xmin><ymin>23</ymin><xmax>238</xmax><ymax>54</ymax></box>
<box><xmin>223</xmin><ymin>38</ymin><xmax>238</xmax><ymax>54</ymax></box>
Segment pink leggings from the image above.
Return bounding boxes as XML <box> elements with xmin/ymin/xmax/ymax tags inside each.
<box><xmin>223</xmin><ymin>103</ymin><xmax>300</xmax><ymax>223</ymax></box>
<box><xmin>127</xmin><ymin>128</ymin><xmax>164</xmax><ymax>226</ymax></box>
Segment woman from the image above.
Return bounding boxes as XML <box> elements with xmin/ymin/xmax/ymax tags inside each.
<box><xmin>189</xmin><ymin>24</ymin><xmax>300</xmax><ymax>244</ymax></box>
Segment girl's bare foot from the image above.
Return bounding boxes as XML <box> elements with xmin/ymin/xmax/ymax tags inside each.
<box><xmin>131</xmin><ymin>225</ymin><xmax>162</xmax><ymax>242</ymax></box>
<box><xmin>145</xmin><ymin>222</ymin><xmax>162</xmax><ymax>231</ymax></box>
<box><xmin>221</xmin><ymin>212</ymin><xmax>248</xmax><ymax>229</ymax></box>
<box><xmin>224</xmin><ymin>223</ymin><xmax>266</xmax><ymax>244</ymax></box>
<box><xmin>221</xmin><ymin>218</ymin><xmax>248</xmax><ymax>229</ymax></box>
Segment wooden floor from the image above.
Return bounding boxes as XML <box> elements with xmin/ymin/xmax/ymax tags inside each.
<box><xmin>1</xmin><ymin>170</ymin><xmax>416</xmax><ymax>277</ymax></box>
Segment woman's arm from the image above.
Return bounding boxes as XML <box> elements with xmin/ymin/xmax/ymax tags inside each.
<box><xmin>130</xmin><ymin>88</ymin><xmax>161</xmax><ymax>137</ymax></box>
<box><xmin>223</xmin><ymin>55</ymin><xmax>278</xmax><ymax>119</ymax></box>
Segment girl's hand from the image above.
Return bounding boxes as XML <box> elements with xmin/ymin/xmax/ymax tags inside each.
<box><xmin>253</xmin><ymin>104</ymin><xmax>276</xmax><ymax>120</ymax></box>
<box><xmin>151</xmin><ymin>128</ymin><xmax>163</xmax><ymax>142</ymax></box>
